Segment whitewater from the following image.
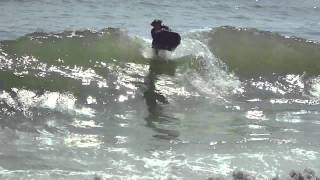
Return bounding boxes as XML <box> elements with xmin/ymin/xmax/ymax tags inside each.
<box><xmin>0</xmin><ymin>0</ymin><xmax>320</xmax><ymax>179</ymax></box>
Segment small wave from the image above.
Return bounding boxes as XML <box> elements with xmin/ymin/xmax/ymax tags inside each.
<box><xmin>1</xmin><ymin>28</ymin><xmax>145</xmax><ymax>66</ymax></box>
<box><xmin>1</xmin><ymin>26</ymin><xmax>320</xmax><ymax>110</ymax></box>
<box><xmin>205</xmin><ymin>26</ymin><xmax>320</xmax><ymax>77</ymax></box>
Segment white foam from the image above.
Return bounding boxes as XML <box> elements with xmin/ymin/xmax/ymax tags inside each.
<box><xmin>0</xmin><ymin>89</ymin><xmax>95</xmax><ymax>117</ymax></box>
<box><xmin>309</xmin><ymin>76</ymin><xmax>320</xmax><ymax>98</ymax></box>
<box><xmin>138</xmin><ymin>35</ymin><xmax>240</xmax><ymax>100</ymax></box>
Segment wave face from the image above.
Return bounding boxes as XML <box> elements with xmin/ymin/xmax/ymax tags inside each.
<box><xmin>0</xmin><ymin>27</ymin><xmax>320</xmax><ymax>179</ymax></box>
<box><xmin>206</xmin><ymin>26</ymin><xmax>320</xmax><ymax>77</ymax></box>
<box><xmin>0</xmin><ymin>27</ymin><xmax>239</xmax><ymax>109</ymax></box>
<box><xmin>0</xmin><ymin>28</ymin><xmax>144</xmax><ymax>98</ymax></box>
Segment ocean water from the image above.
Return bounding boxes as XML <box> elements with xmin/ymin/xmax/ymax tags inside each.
<box><xmin>0</xmin><ymin>0</ymin><xmax>320</xmax><ymax>179</ymax></box>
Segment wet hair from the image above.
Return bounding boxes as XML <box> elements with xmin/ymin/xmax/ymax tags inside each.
<box><xmin>151</xmin><ymin>19</ymin><xmax>162</xmax><ymax>26</ymax></box>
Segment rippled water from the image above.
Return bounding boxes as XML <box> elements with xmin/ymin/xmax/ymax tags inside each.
<box><xmin>0</xmin><ymin>0</ymin><xmax>320</xmax><ymax>180</ymax></box>
<box><xmin>0</xmin><ymin>0</ymin><xmax>320</xmax><ymax>40</ymax></box>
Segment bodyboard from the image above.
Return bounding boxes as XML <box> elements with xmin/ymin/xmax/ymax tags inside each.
<box><xmin>153</xmin><ymin>31</ymin><xmax>181</xmax><ymax>51</ymax></box>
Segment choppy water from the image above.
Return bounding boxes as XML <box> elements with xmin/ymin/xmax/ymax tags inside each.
<box><xmin>0</xmin><ymin>0</ymin><xmax>320</xmax><ymax>179</ymax></box>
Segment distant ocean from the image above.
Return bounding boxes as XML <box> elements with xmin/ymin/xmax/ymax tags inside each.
<box><xmin>0</xmin><ymin>0</ymin><xmax>319</xmax><ymax>179</ymax></box>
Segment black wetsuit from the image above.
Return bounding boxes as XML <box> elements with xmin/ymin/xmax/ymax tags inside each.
<box><xmin>151</xmin><ymin>25</ymin><xmax>170</xmax><ymax>49</ymax></box>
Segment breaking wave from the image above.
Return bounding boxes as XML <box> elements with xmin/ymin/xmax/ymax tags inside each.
<box><xmin>0</xmin><ymin>26</ymin><xmax>320</xmax><ymax>129</ymax></box>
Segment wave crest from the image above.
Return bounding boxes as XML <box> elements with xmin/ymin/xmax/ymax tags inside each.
<box><xmin>206</xmin><ymin>26</ymin><xmax>320</xmax><ymax>77</ymax></box>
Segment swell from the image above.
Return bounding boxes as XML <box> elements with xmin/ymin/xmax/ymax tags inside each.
<box><xmin>0</xmin><ymin>28</ymin><xmax>152</xmax><ymax>131</ymax></box>
<box><xmin>0</xmin><ymin>28</ymin><xmax>145</xmax><ymax>67</ymax></box>
<box><xmin>206</xmin><ymin>26</ymin><xmax>320</xmax><ymax>77</ymax></box>
<box><xmin>0</xmin><ymin>28</ymin><xmax>148</xmax><ymax>97</ymax></box>
<box><xmin>0</xmin><ymin>27</ymin><xmax>236</xmax><ymax>101</ymax></box>
<box><xmin>1</xmin><ymin>26</ymin><xmax>320</xmax><ymax>109</ymax></box>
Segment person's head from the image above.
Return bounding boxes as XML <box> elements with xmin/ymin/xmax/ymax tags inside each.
<box><xmin>151</xmin><ymin>19</ymin><xmax>162</xmax><ymax>29</ymax></box>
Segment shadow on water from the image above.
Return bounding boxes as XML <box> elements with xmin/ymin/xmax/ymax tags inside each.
<box><xmin>143</xmin><ymin>59</ymin><xmax>180</xmax><ymax>140</ymax></box>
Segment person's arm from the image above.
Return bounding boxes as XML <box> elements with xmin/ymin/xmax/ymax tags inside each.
<box><xmin>161</xmin><ymin>25</ymin><xmax>170</xmax><ymax>31</ymax></box>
